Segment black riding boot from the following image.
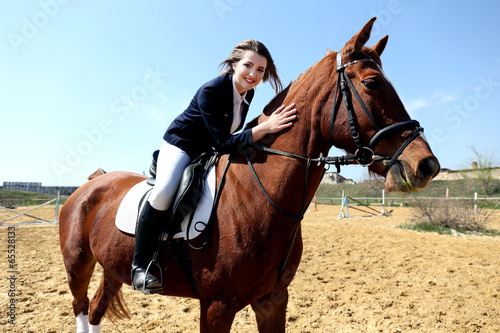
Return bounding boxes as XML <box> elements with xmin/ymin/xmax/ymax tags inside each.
<box><xmin>131</xmin><ymin>201</ymin><xmax>164</xmax><ymax>294</ymax></box>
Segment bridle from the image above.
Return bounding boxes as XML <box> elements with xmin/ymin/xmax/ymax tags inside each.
<box><xmin>157</xmin><ymin>51</ymin><xmax>426</xmax><ymax>294</ymax></box>
<box><xmin>329</xmin><ymin>51</ymin><xmax>423</xmax><ymax>177</ymax></box>
<box><xmin>244</xmin><ymin>50</ymin><xmax>424</xmax><ymax>192</ymax></box>
<box><xmin>242</xmin><ymin>50</ymin><xmax>425</xmax><ymax>219</ymax></box>
<box><xmin>237</xmin><ymin>49</ymin><xmax>424</xmax><ymax>283</ymax></box>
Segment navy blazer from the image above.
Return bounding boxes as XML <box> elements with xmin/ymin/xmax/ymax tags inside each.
<box><xmin>164</xmin><ymin>73</ymin><xmax>255</xmax><ymax>159</ymax></box>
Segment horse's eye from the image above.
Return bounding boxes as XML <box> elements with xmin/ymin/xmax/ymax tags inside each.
<box><xmin>362</xmin><ymin>78</ymin><xmax>380</xmax><ymax>91</ymax></box>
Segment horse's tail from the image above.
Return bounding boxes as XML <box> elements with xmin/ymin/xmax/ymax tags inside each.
<box><xmin>106</xmin><ymin>288</ymin><xmax>130</xmax><ymax>323</ymax></box>
<box><xmin>94</xmin><ymin>271</ymin><xmax>130</xmax><ymax>323</ymax></box>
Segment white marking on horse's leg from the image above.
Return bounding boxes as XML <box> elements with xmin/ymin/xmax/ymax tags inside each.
<box><xmin>89</xmin><ymin>323</ymin><xmax>101</xmax><ymax>333</ymax></box>
<box><xmin>76</xmin><ymin>312</ymin><xmax>89</xmax><ymax>333</ymax></box>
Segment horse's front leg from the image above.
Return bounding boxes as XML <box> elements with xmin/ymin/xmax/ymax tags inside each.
<box><xmin>199</xmin><ymin>298</ymin><xmax>237</xmax><ymax>333</ymax></box>
<box><xmin>251</xmin><ymin>288</ymin><xmax>289</xmax><ymax>333</ymax></box>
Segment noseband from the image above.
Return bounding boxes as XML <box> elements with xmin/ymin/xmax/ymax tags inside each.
<box><xmin>329</xmin><ymin>51</ymin><xmax>423</xmax><ymax>177</ymax></box>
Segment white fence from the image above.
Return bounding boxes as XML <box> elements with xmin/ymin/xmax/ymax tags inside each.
<box><xmin>316</xmin><ymin>188</ymin><xmax>500</xmax><ymax>209</ymax></box>
<box><xmin>0</xmin><ymin>191</ymin><xmax>61</xmax><ymax>225</ymax></box>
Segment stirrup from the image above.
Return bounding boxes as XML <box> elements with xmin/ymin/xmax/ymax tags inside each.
<box><xmin>142</xmin><ymin>261</ymin><xmax>163</xmax><ymax>294</ymax></box>
<box><xmin>132</xmin><ymin>261</ymin><xmax>163</xmax><ymax>295</ymax></box>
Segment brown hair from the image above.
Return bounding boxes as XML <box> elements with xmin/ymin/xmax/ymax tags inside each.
<box><xmin>219</xmin><ymin>39</ymin><xmax>283</xmax><ymax>93</ymax></box>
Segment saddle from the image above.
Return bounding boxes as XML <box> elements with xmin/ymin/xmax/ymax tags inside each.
<box><xmin>146</xmin><ymin>149</ymin><xmax>219</xmax><ymax>296</ymax></box>
<box><xmin>147</xmin><ymin>149</ymin><xmax>217</xmax><ymax>237</ymax></box>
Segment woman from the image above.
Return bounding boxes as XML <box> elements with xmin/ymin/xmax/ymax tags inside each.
<box><xmin>132</xmin><ymin>39</ymin><xmax>298</xmax><ymax>293</ymax></box>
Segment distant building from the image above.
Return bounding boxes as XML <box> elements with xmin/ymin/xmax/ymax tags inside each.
<box><xmin>1</xmin><ymin>182</ymin><xmax>78</xmax><ymax>195</ymax></box>
<box><xmin>321</xmin><ymin>172</ymin><xmax>356</xmax><ymax>185</ymax></box>
<box><xmin>433</xmin><ymin>167</ymin><xmax>500</xmax><ymax>181</ymax></box>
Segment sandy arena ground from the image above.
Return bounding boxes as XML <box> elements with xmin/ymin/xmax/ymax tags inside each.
<box><xmin>0</xmin><ymin>204</ymin><xmax>499</xmax><ymax>332</ymax></box>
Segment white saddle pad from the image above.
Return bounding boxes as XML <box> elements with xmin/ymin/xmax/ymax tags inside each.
<box><xmin>115</xmin><ymin>166</ymin><xmax>216</xmax><ymax>240</ymax></box>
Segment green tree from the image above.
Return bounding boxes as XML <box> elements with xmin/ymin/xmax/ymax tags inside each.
<box><xmin>462</xmin><ymin>147</ymin><xmax>499</xmax><ymax>195</ymax></box>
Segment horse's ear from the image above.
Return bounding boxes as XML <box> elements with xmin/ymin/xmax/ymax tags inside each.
<box><xmin>372</xmin><ymin>35</ymin><xmax>389</xmax><ymax>57</ymax></box>
<box><xmin>344</xmin><ymin>17</ymin><xmax>377</xmax><ymax>55</ymax></box>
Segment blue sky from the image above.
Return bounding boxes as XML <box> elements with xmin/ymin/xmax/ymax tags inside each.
<box><xmin>1</xmin><ymin>0</ymin><xmax>499</xmax><ymax>186</ymax></box>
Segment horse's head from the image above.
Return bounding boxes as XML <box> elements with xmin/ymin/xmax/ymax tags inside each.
<box><xmin>253</xmin><ymin>17</ymin><xmax>439</xmax><ymax>193</ymax></box>
<box><xmin>318</xmin><ymin>17</ymin><xmax>440</xmax><ymax>192</ymax></box>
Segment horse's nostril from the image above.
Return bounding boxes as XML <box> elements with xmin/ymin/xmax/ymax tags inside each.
<box><xmin>418</xmin><ymin>158</ymin><xmax>440</xmax><ymax>179</ymax></box>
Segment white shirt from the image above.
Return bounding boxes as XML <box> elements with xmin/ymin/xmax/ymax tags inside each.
<box><xmin>230</xmin><ymin>79</ymin><xmax>250</xmax><ymax>134</ymax></box>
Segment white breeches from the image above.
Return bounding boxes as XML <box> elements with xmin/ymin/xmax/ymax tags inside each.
<box><xmin>147</xmin><ymin>141</ymin><xmax>191</xmax><ymax>211</ymax></box>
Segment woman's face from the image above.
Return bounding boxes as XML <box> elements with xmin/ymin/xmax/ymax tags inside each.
<box><xmin>232</xmin><ymin>51</ymin><xmax>267</xmax><ymax>94</ymax></box>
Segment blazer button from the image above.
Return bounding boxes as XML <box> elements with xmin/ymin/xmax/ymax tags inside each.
<box><xmin>224</xmin><ymin>114</ymin><xmax>229</xmax><ymax>117</ymax></box>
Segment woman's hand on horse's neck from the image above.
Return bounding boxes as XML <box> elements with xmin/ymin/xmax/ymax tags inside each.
<box><xmin>251</xmin><ymin>103</ymin><xmax>297</xmax><ymax>142</ymax></box>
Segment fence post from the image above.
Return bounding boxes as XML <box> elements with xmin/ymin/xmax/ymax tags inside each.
<box><xmin>54</xmin><ymin>190</ymin><xmax>60</xmax><ymax>224</ymax></box>
<box><xmin>381</xmin><ymin>189</ymin><xmax>386</xmax><ymax>215</ymax></box>
<box><xmin>338</xmin><ymin>195</ymin><xmax>349</xmax><ymax>218</ymax></box>
<box><xmin>474</xmin><ymin>187</ymin><xmax>478</xmax><ymax>214</ymax></box>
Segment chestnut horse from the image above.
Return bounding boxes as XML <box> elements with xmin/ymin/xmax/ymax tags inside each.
<box><xmin>59</xmin><ymin>18</ymin><xmax>439</xmax><ymax>332</ymax></box>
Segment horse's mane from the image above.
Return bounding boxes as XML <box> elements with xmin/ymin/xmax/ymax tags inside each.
<box><xmin>244</xmin><ymin>46</ymin><xmax>381</xmax><ymax>131</ymax></box>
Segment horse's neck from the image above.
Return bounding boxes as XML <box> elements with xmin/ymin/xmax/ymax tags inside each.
<box><xmin>268</xmin><ymin>73</ymin><xmax>332</xmax><ymax>162</ymax></box>
<box><xmin>245</xmin><ymin>61</ymin><xmax>335</xmax><ymax>216</ymax></box>
<box><xmin>252</xmin><ymin>100</ymin><xmax>327</xmax><ymax>213</ymax></box>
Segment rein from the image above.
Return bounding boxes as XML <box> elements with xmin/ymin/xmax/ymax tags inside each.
<box><xmin>243</xmin><ymin>145</ymin><xmax>312</xmax><ymax>283</ymax></box>
<box><xmin>243</xmin><ymin>49</ymin><xmax>424</xmax><ymax>284</ymax></box>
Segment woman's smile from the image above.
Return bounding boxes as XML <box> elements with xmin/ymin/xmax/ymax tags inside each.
<box><xmin>232</xmin><ymin>51</ymin><xmax>267</xmax><ymax>94</ymax></box>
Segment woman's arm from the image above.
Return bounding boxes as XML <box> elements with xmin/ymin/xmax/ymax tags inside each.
<box><xmin>197</xmin><ymin>81</ymin><xmax>254</xmax><ymax>154</ymax></box>
<box><xmin>251</xmin><ymin>103</ymin><xmax>297</xmax><ymax>142</ymax></box>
